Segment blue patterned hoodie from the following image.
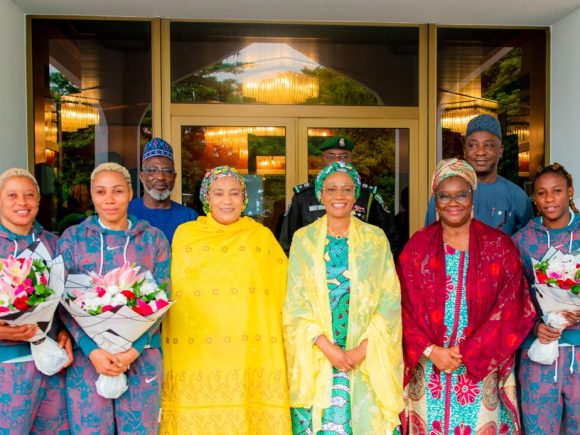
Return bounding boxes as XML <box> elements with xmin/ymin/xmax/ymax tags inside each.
<box><xmin>0</xmin><ymin>221</ymin><xmax>60</xmax><ymax>362</ymax></box>
<box><xmin>512</xmin><ymin>212</ymin><xmax>580</xmax><ymax>348</ymax></box>
<box><xmin>57</xmin><ymin>214</ymin><xmax>170</xmax><ymax>357</ymax></box>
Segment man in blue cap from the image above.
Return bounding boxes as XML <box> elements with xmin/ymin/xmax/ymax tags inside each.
<box><xmin>129</xmin><ymin>137</ymin><xmax>198</xmax><ymax>244</ymax></box>
<box><xmin>278</xmin><ymin>136</ymin><xmax>400</xmax><ymax>257</ymax></box>
<box><xmin>425</xmin><ymin>114</ymin><xmax>533</xmax><ymax>234</ymax></box>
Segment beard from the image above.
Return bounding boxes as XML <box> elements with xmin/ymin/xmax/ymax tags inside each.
<box><xmin>144</xmin><ymin>185</ymin><xmax>172</xmax><ymax>201</ymax></box>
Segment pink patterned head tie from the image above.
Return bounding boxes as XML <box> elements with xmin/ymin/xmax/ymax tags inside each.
<box><xmin>431</xmin><ymin>158</ymin><xmax>477</xmax><ymax>194</ymax></box>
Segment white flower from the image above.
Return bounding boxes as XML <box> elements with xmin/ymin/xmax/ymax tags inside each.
<box><xmin>110</xmin><ymin>293</ymin><xmax>128</xmax><ymax>307</ymax></box>
<box><xmin>140</xmin><ymin>281</ymin><xmax>157</xmax><ymax>296</ymax></box>
<box><xmin>155</xmin><ymin>292</ymin><xmax>168</xmax><ymax>301</ymax></box>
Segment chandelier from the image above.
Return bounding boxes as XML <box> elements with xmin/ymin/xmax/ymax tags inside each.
<box><xmin>243</xmin><ymin>71</ymin><xmax>319</xmax><ymax>104</ymax></box>
<box><xmin>59</xmin><ymin>95</ymin><xmax>100</xmax><ymax>132</ymax></box>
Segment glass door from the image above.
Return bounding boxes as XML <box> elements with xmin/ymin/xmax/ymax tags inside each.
<box><xmin>298</xmin><ymin>118</ymin><xmax>418</xmax><ymax>244</ymax></box>
<box><xmin>172</xmin><ymin>116</ymin><xmax>419</xmax><ymax>240</ymax></box>
<box><xmin>172</xmin><ymin>117</ymin><xmax>296</xmax><ymax>234</ymax></box>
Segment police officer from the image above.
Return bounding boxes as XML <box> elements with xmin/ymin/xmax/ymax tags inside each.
<box><xmin>278</xmin><ymin>136</ymin><xmax>401</xmax><ymax>257</ymax></box>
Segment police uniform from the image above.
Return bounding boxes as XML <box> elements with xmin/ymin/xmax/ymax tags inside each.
<box><xmin>278</xmin><ymin>181</ymin><xmax>401</xmax><ymax>258</ymax></box>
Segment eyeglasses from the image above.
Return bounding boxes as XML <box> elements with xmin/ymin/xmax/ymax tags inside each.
<box><xmin>323</xmin><ymin>185</ymin><xmax>356</xmax><ymax>196</ymax></box>
<box><xmin>142</xmin><ymin>167</ymin><xmax>176</xmax><ymax>176</ymax></box>
<box><xmin>324</xmin><ymin>152</ymin><xmax>351</xmax><ymax>161</ymax></box>
<box><xmin>435</xmin><ymin>190</ymin><xmax>472</xmax><ymax>204</ymax></box>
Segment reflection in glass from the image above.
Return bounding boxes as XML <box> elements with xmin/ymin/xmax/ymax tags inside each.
<box><xmin>31</xmin><ymin>19</ymin><xmax>152</xmax><ymax>232</ymax></box>
<box><xmin>306</xmin><ymin>127</ymin><xmax>410</xmax><ymax>242</ymax></box>
<box><xmin>171</xmin><ymin>22</ymin><xmax>418</xmax><ymax>106</ymax></box>
<box><xmin>437</xmin><ymin>28</ymin><xmax>546</xmax><ymax>187</ymax></box>
<box><xmin>181</xmin><ymin>126</ymin><xmax>286</xmax><ymax>234</ymax></box>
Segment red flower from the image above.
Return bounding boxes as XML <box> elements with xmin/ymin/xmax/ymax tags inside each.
<box><xmin>0</xmin><ymin>307</ymin><xmax>9</xmax><ymax>313</ymax></box>
<box><xmin>133</xmin><ymin>300</ymin><xmax>153</xmax><ymax>316</ymax></box>
<box><xmin>13</xmin><ymin>296</ymin><xmax>30</xmax><ymax>311</ymax></box>
<box><xmin>101</xmin><ymin>305</ymin><xmax>113</xmax><ymax>313</ymax></box>
<box><xmin>535</xmin><ymin>270</ymin><xmax>548</xmax><ymax>283</ymax></box>
<box><xmin>430</xmin><ymin>420</ymin><xmax>442</xmax><ymax>435</ymax></box>
<box><xmin>40</xmin><ymin>275</ymin><xmax>47</xmax><ymax>285</ymax></box>
<box><xmin>453</xmin><ymin>423</ymin><xmax>472</xmax><ymax>435</ymax></box>
<box><xmin>427</xmin><ymin>371</ymin><xmax>442</xmax><ymax>399</ymax></box>
<box><xmin>453</xmin><ymin>374</ymin><xmax>481</xmax><ymax>406</ymax></box>
<box><xmin>556</xmin><ymin>278</ymin><xmax>576</xmax><ymax>289</ymax></box>
<box><xmin>96</xmin><ymin>287</ymin><xmax>106</xmax><ymax>297</ymax></box>
<box><xmin>121</xmin><ymin>290</ymin><xmax>136</xmax><ymax>300</ymax></box>
<box><xmin>499</xmin><ymin>424</ymin><xmax>510</xmax><ymax>435</ymax></box>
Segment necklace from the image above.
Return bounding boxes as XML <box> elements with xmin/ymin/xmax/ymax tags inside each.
<box><xmin>327</xmin><ymin>224</ymin><xmax>349</xmax><ymax>238</ymax></box>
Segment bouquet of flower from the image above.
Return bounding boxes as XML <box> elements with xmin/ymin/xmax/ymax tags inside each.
<box><xmin>529</xmin><ymin>247</ymin><xmax>580</xmax><ymax>365</ymax></box>
<box><xmin>61</xmin><ymin>262</ymin><xmax>172</xmax><ymax>399</ymax></box>
<box><xmin>0</xmin><ymin>241</ymin><xmax>68</xmax><ymax>375</ymax></box>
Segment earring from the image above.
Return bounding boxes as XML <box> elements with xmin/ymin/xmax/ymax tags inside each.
<box><xmin>471</xmin><ymin>207</ymin><xmax>474</xmax><ymax>219</ymax></box>
<box><xmin>435</xmin><ymin>210</ymin><xmax>440</xmax><ymax>222</ymax></box>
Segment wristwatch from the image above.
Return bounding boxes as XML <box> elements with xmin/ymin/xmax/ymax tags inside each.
<box><xmin>423</xmin><ymin>344</ymin><xmax>434</xmax><ymax>358</ymax></box>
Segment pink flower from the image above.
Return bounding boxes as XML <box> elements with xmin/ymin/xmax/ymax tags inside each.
<box><xmin>90</xmin><ymin>262</ymin><xmax>144</xmax><ymax>290</ymax></box>
<box><xmin>0</xmin><ymin>306</ymin><xmax>9</xmax><ymax>313</ymax></box>
<box><xmin>427</xmin><ymin>371</ymin><xmax>442</xmax><ymax>399</ymax></box>
<box><xmin>453</xmin><ymin>374</ymin><xmax>481</xmax><ymax>406</ymax></box>
<box><xmin>101</xmin><ymin>305</ymin><xmax>114</xmax><ymax>313</ymax></box>
<box><xmin>155</xmin><ymin>299</ymin><xmax>169</xmax><ymax>310</ymax></box>
<box><xmin>499</xmin><ymin>424</ymin><xmax>510</xmax><ymax>434</ymax></box>
<box><xmin>96</xmin><ymin>287</ymin><xmax>106</xmax><ymax>297</ymax></box>
<box><xmin>0</xmin><ymin>256</ymin><xmax>32</xmax><ymax>287</ymax></box>
<box><xmin>40</xmin><ymin>275</ymin><xmax>47</xmax><ymax>285</ymax></box>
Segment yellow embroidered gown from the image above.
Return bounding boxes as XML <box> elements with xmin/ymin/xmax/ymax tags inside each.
<box><xmin>161</xmin><ymin>214</ymin><xmax>291</xmax><ymax>434</ymax></box>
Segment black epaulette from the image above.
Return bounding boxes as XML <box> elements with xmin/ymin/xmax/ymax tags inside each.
<box><xmin>293</xmin><ymin>182</ymin><xmax>312</xmax><ymax>194</ymax></box>
<box><xmin>361</xmin><ymin>183</ymin><xmax>378</xmax><ymax>194</ymax></box>
<box><xmin>361</xmin><ymin>184</ymin><xmax>391</xmax><ymax>212</ymax></box>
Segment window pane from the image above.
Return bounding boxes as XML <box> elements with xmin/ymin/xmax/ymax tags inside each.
<box><xmin>180</xmin><ymin>126</ymin><xmax>287</xmax><ymax>234</ymax></box>
<box><xmin>31</xmin><ymin>19</ymin><xmax>152</xmax><ymax>232</ymax></box>
<box><xmin>437</xmin><ymin>28</ymin><xmax>547</xmax><ymax>189</ymax></box>
<box><xmin>307</xmin><ymin>127</ymin><xmax>410</xmax><ymax>243</ymax></box>
<box><xmin>171</xmin><ymin>23</ymin><xmax>418</xmax><ymax>106</ymax></box>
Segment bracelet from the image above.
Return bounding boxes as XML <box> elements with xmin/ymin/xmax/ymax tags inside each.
<box><xmin>313</xmin><ymin>335</ymin><xmax>321</xmax><ymax>345</ymax></box>
<box><xmin>423</xmin><ymin>344</ymin><xmax>434</xmax><ymax>358</ymax></box>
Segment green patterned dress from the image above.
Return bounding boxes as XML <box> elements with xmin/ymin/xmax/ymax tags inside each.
<box><xmin>291</xmin><ymin>235</ymin><xmax>352</xmax><ymax>434</ymax></box>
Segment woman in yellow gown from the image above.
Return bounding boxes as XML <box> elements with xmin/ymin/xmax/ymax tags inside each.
<box><xmin>161</xmin><ymin>166</ymin><xmax>291</xmax><ymax>434</ymax></box>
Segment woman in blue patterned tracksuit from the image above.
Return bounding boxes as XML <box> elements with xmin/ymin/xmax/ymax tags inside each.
<box><xmin>0</xmin><ymin>168</ymin><xmax>72</xmax><ymax>434</ymax></box>
<box><xmin>58</xmin><ymin>163</ymin><xmax>170</xmax><ymax>435</ymax></box>
<box><xmin>512</xmin><ymin>163</ymin><xmax>580</xmax><ymax>434</ymax></box>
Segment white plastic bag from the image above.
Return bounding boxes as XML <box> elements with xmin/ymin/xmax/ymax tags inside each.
<box><xmin>528</xmin><ymin>312</ymin><xmax>568</xmax><ymax>365</ymax></box>
<box><xmin>30</xmin><ymin>337</ymin><xmax>70</xmax><ymax>376</ymax></box>
<box><xmin>95</xmin><ymin>373</ymin><xmax>128</xmax><ymax>399</ymax></box>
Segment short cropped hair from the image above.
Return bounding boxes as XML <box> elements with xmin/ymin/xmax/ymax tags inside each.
<box><xmin>90</xmin><ymin>162</ymin><xmax>131</xmax><ymax>188</ymax></box>
<box><xmin>0</xmin><ymin>168</ymin><xmax>40</xmax><ymax>195</ymax></box>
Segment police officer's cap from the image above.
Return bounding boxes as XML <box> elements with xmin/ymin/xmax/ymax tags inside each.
<box><xmin>318</xmin><ymin>137</ymin><xmax>354</xmax><ymax>152</ymax></box>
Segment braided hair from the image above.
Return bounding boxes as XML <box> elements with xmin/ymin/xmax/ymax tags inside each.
<box><xmin>531</xmin><ymin>162</ymin><xmax>578</xmax><ymax>213</ymax></box>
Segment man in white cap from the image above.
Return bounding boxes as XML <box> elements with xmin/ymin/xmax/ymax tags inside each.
<box><xmin>425</xmin><ymin>114</ymin><xmax>533</xmax><ymax>235</ymax></box>
<box><xmin>129</xmin><ymin>137</ymin><xmax>198</xmax><ymax>244</ymax></box>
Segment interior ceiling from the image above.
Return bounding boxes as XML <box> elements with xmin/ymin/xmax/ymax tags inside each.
<box><xmin>12</xmin><ymin>0</ymin><xmax>580</xmax><ymax>26</ymax></box>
